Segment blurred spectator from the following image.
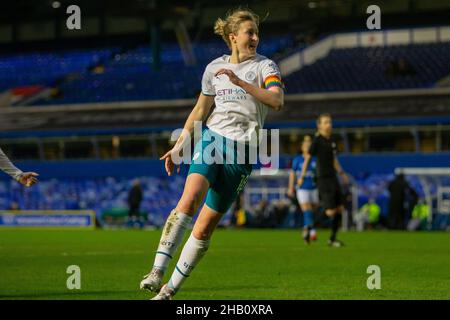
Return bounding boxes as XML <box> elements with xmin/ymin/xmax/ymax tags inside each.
<box><xmin>127</xmin><ymin>179</ymin><xmax>143</xmax><ymax>228</ymax></box>
<box><xmin>342</xmin><ymin>180</ymin><xmax>354</xmax><ymax>229</ymax></box>
<box><xmin>249</xmin><ymin>199</ymin><xmax>270</xmax><ymax>227</ymax></box>
<box><xmin>230</xmin><ymin>193</ymin><xmax>247</xmax><ymax>228</ymax></box>
<box><xmin>9</xmin><ymin>201</ymin><xmax>20</xmax><ymax>210</ymax></box>
<box><xmin>388</xmin><ymin>173</ymin><xmax>418</xmax><ymax>230</ymax></box>
<box><xmin>269</xmin><ymin>199</ymin><xmax>291</xmax><ymax>228</ymax></box>
<box><xmin>354</xmin><ymin>198</ymin><xmax>380</xmax><ymax>231</ymax></box>
<box><xmin>407</xmin><ymin>198</ymin><xmax>430</xmax><ymax>231</ymax></box>
<box><xmin>397</xmin><ymin>58</ymin><xmax>416</xmax><ymax>76</ymax></box>
<box><xmin>386</xmin><ymin>57</ymin><xmax>416</xmax><ymax>77</ymax></box>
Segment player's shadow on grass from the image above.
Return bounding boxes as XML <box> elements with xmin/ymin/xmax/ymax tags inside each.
<box><xmin>1</xmin><ymin>286</ymin><xmax>278</xmax><ymax>299</ymax></box>
<box><xmin>0</xmin><ymin>289</ymin><xmax>140</xmax><ymax>300</ymax></box>
<box><xmin>186</xmin><ymin>285</ymin><xmax>276</xmax><ymax>292</ymax></box>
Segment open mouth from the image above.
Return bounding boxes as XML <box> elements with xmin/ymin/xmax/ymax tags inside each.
<box><xmin>249</xmin><ymin>44</ymin><xmax>257</xmax><ymax>50</ymax></box>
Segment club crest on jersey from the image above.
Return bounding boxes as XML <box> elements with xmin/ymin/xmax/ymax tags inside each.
<box><xmin>245</xmin><ymin>71</ymin><xmax>256</xmax><ymax>81</ymax></box>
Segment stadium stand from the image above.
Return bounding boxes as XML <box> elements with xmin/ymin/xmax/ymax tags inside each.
<box><xmin>2</xmin><ymin>28</ymin><xmax>450</xmax><ymax>105</ymax></box>
<box><xmin>0</xmin><ymin>48</ymin><xmax>118</xmax><ymax>92</ymax></box>
<box><xmin>2</xmin><ymin>152</ymin><xmax>449</xmax><ymax>229</ymax></box>
<box><xmin>0</xmin><ymin>171</ymin><xmax>445</xmax><ymax>229</ymax></box>
<box><xmin>283</xmin><ymin>42</ymin><xmax>450</xmax><ymax>93</ymax></box>
<box><xmin>1</xmin><ymin>23</ymin><xmax>450</xmax><ymax>231</ymax></box>
<box><xmin>0</xmin><ymin>175</ymin><xmax>184</xmax><ymax>227</ymax></box>
<box><xmin>0</xmin><ymin>36</ymin><xmax>293</xmax><ymax>105</ymax></box>
<box><xmin>3</xmin><ymin>38</ymin><xmax>447</xmax><ymax>105</ymax></box>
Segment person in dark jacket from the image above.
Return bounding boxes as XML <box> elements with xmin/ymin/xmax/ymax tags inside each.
<box><xmin>128</xmin><ymin>179</ymin><xmax>143</xmax><ymax>227</ymax></box>
<box><xmin>388</xmin><ymin>173</ymin><xmax>417</xmax><ymax>230</ymax></box>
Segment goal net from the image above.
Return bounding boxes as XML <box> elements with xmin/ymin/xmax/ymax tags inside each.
<box><xmin>243</xmin><ymin>169</ymin><xmax>357</xmax><ymax>231</ymax></box>
<box><xmin>395</xmin><ymin>167</ymin><xmax>450</xmax><ymax>230</ymax></box>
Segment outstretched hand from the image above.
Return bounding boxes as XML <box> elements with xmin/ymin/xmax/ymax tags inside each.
<box><xmin>19</xmin><ymin>172</ymin><xmax>39</xmax><ymax>187</ymax></box>
<box><xmin>160</xmin><ymin>148</ymin><xmax>181</xmax><ymax>176</ymax></box>
<box><xmin>287</xmin><ymin>188</ymin><xmax>295</xmax><ymax>199</ymax></box>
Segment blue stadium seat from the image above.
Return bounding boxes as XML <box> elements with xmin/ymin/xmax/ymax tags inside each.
<box><xmin>21</xmin><ymin>36</ymin><xmax>292</xmax><ymax>105</ymax></box>
<box><xmin>284</xmin><ymin>42</ymin><xmax>450</xmax><ymax>93</ymax></box>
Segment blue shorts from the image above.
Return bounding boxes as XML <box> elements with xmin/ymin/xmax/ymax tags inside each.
<box><xmin>188</xmin><ymin>128</ymin><xmax>253</xmax><ymax>213</ymax></box>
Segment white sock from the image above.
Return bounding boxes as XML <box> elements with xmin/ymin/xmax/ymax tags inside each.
<box><xmin>167</xmin><ymin>233</ymin><xmax>210</xmax><ymax>293</ymax></box>
<box><xmin>153</xmin><ymin>210</ymin><xmax>192</xmax><ymax>272</ymax></box>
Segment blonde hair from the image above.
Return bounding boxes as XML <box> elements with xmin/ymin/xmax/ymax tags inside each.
<box><xmin>214</xmin><ymin>8</ymin><xmax>260</xmax><ymax>50</ymax></box>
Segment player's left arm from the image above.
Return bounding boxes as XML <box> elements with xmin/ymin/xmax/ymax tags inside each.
<box><xmin>237</xmin><ymin>80</ymin><xmax>284</xmax><ymax>111</ymax></box>
<box><xmin>298</xmin><ymin>154</ymin><xmax>311</xmax><ymax>188</ymax></box>
<box><xmin>215</xmin><ymin>63</ymin><xmax>284</xmax><ymax>111</ymax></box>
<box><xmin>288</xmin><ymin>170</ymin><xmax>296</xmax><ymax>198</ymax></box>
<box><xmin>333</xmin><ymin>156</ymin><xmax>350</xmax><ymax>185</ymax></box>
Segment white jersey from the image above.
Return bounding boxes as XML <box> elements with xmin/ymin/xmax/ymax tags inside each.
<box><xmin>201</xmin><ymin>54</ymin><xmax>282</xmax><ymax>142</ymax></box>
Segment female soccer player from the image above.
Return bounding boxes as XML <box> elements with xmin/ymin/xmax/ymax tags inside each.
<box><xmin>0</xmin><ymin>147</ymin><xmax>38</xmax><ymax>187</ymax></box>
<box><xmin>288</xmin><ymin>135</ymin><xmax>318</xmax><ymax>244</ymax></box>
<box><xmin>140</xmin><ymin>8</ymin><xmax>284</xmax><ymax>300</ymax></box>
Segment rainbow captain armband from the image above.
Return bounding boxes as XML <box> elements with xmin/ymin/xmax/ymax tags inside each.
<box><xmin>263</xmin><ymin>75</ymin><xmax>283</xmax><ymax>90</ymax></box>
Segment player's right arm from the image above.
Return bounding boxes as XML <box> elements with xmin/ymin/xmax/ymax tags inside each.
<box><xmin>160</xmin><ymin>93</ymin><xmax>215</xmax><ymax>176</ymax></box>
<box><xmin>0</xmin><ymin>147</ymin><xmax>38</xmax><ymax>187</ymax></box>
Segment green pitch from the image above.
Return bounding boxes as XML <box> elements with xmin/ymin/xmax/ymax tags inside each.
<box><xmin>0</xmin><ymin>229</ymin><xmax>449</xmax><ymax>300</ymax></box>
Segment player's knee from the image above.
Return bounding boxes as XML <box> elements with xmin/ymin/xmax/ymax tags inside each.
<box><xmin>178</xmin><ymin>192</ymin><xmax>203</xmax><ymax>213</ymax></box>
<box><xmin>192</xmin><ymin>228</ymin><xmax>212</xmax><ymax>241</ymax></box>
<box><xmin>194</xmin><ymin>219</ymin><xmax>217</xmax><ymax>240</ymax></box>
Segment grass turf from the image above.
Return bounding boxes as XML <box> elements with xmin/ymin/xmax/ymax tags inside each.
<box><xmin>0</xmin><ymin>229</ymin><xmax>449</xmax><ymax>300</ymax></box>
